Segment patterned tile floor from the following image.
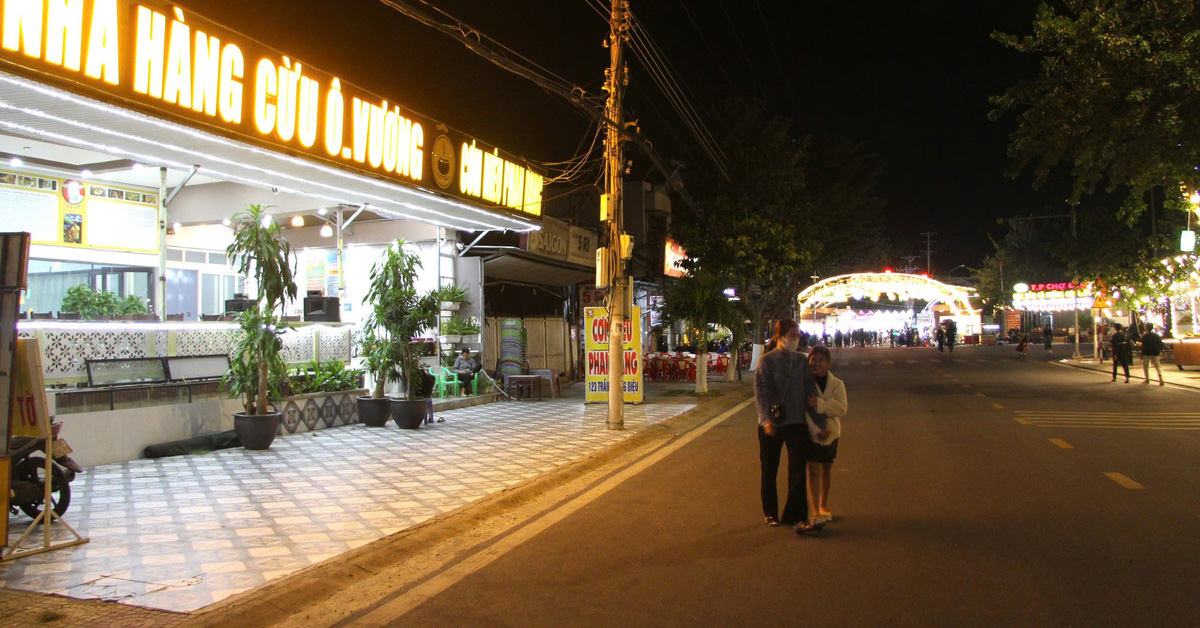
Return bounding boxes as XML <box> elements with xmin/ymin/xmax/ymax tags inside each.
<box><xmin>1</xmin><ymin>398</ymin><xmax>695</xmax><ymax>612</ymax></box>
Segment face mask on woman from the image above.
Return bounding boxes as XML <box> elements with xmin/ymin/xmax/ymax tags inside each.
<box><xmin>782</xmin><ymin>335</ymin><xmax>800</xmax><ymax>352</ymax></box>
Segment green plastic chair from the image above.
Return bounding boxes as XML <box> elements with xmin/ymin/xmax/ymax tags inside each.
<box><xmin>430</xmin><ymin>366</ymin><xmax>463</xmax><ymax>398</ymax></box>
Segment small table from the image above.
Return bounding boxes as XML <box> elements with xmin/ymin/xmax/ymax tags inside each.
<box><xmin>506</xmin><ymin>375</ymin><xmax>542</xmax><ymax>401</ymax></box>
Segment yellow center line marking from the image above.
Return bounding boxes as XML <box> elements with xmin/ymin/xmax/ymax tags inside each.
<box><xmin>1104</xmin><ymin>472</ymin><xmax>1145</xmax><ymax>489</ymax></box>
<box><xmin>1015</xmin><ymin>417</ymin><xmax>1032</xmax><ymax>425</ymax></box>
<box><xmin>961</xmin><ymin>384</ymin><xmax>972</xmax><ymax>388</ymax></box>
<box><xmin>1048</xmin><ymin>438</ymin><xmax>1074</xmax><ymax>449</ymax></box>
<box><xmin>992</xmin><ymin>403</ymin><xmax>1005</xmax><ymax>409</ymax></box>
<box><xmin>975</xmin><ymin>392</ymin><xmax>985</xmax><ymax>398</ymax></box>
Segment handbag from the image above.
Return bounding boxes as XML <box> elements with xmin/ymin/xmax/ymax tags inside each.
<box><xmin>768</xmin><ymin>353</ymin><xmax>795</xmax><ymax>423</ymax></box>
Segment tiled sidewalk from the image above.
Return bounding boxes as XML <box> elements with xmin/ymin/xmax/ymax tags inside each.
<box><xmin>1</xmin><ymin>398</ymin><xmax>695</xmax><ymax>613</ymax></box>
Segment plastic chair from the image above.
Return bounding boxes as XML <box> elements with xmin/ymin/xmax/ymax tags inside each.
<box><xmin>430</xmin><ymin>366</ymin><xmax>463</xmax><ymax>398</ymax></box>
<box><xmin>715</xmin><ymin>355</ymin><xmax>729</xmax><ymax>376</ymax></box>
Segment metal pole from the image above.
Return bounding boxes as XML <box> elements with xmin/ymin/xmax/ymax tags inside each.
<box><xmin>157</xmin><ymin>167</ymin><xmax>168</xmax><ymax>320</ymax></box>
<box><xmin>1071</xmin><ymin>205</ymin><xmax>1082</xmax><ymax>359</ymax></box>
<box><xmin>605</xmin><ymin>0</ymin><xmax>628</xmax><ymax>430</ymax></box>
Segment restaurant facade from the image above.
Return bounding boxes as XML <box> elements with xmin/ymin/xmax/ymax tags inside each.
<box><xmin>1</xmin><ymin>0</ymin><xmax>550</xmax><ymax>463</ymax></box>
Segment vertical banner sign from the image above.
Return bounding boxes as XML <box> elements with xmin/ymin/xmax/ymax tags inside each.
<box><xmin>584</xmin><ymin>306</ymin><xmax>643</xmax><ymax>404</ymax></box>
<box><xmin>10</xmin><ymin>339</ymin><xmax>50</xmax><ymax>439</ymax></box>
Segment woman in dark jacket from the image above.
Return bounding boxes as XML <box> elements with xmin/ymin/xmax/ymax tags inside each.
<box><xmin>754</xmin><ymin>318</ymin><xmax>827</xmax><ymax>528</ymax></box>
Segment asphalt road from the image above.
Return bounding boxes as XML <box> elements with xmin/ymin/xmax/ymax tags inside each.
<box><xmin>357</xmin><ymin>344</ymin><xmax>1200</xmax><ymax>627</ymax></box>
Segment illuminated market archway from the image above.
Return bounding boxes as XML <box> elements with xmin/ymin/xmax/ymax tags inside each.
<box><xmin>798</xmin><ymin>272</ymin><xmax>977</xmax><ymax>315</ymax></box>
<box><xmin>796</xmin><ymin>272</ymin><xmax>981</xmax><ymax>338</ymax></box>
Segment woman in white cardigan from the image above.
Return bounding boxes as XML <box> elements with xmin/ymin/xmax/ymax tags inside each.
<box><xmin>798</xmin><ymin>345</ymin><xmax>847</xmax><ymax>532</ymax></box>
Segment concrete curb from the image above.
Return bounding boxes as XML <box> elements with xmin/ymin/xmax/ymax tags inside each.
<box><xmin>1053</xmin><ymin>358</ymin><xmax>1200</xmax><ymax>391</ymax></box>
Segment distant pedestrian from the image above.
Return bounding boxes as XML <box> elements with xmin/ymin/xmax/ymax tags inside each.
<box><xmin>1015</xmin><ymin>333</ymin><xmax>1029</xmax><ymax>356</ymax></box>
<box><xmin>1140</xmin><ymin>323</ymin><xmax>1165</xmax><ymax>386</ymax></box>
<box><xmin>946</xmin><ymin>320</ymin><xmax>957</xmax><ymax>353</ymax></box>
<box><xmin>1043</xmin><ymin>324</ymin><xmax>1053</xmax><ymax>353</ymax></box>
<box><xmin>936</xmin><ymin>327</ymin><xmax>945</xmax><ymax>353</ymax></box>
<box><xmin>1110</xmin><ymin>323</ymin><xmax>1132</xmax><ymax>383</ymax></box>
<box><xmin>798</xmin><ymin>345</ymin><xmax>846</xmax><ymax>533</ymax></box>
<box><xmin>754</xmin><ymin>318</ymin><xmax>827</xmax><ymax>528</ymax></box>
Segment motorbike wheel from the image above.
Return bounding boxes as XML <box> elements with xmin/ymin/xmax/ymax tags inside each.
<box><xmin>14</xmin><ymin>456</ymin><xmax>71</xmax><ymax>520</ymax></box>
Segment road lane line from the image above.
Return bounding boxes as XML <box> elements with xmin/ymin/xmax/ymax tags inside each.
<box><xmin>1014</xmin><ymin>418</ymin><xmax>1032</xmax><ymax>425</ymax></box>
<box><xmin>992</xmin><ymin>403</ymin><xmax>1005</xmax><ymax>409</ymax></box>
<box><xmin>961</xmin><ymin>384</ymin><xmax>971</xmax><ymax>388</ymax></box>
<box><xmin>1104</xmin><ymin>472</ymin><xmax>1145</xmax><ymax>489</ymax></box>
<box><xmin>350</xmin><ymin>398</ymin><xmax>756</xmax><ymax>624</ymax></box>
<box><xmin>1048</xmin><ymin>438</ymin><xmax>1074</xmax><ymax>449</ymax></box>
<box><xmin>975</xmin><ymin>392</ymin><xmax>985</xmax><ymax>398</ymax></box>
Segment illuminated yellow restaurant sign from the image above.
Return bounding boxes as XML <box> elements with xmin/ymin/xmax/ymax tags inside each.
<box><xmin>0</xmin><ymin>0</ymin><xmax>541</xmax><ymax>217</ymax></box>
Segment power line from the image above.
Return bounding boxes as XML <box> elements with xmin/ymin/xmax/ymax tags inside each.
<box><xmin>375</xmin><ymin>0</ymin><xmax>698</xmax><ymax>210</ymax></box>
<box><xmin>626</xmin><ymin>12</ymin><xmax>728</xmax><ymax>178</ymax></box>
<box><xmin>673</xmin><ymin>0</ymin><xmax>737</xmax><ymax>91</ymax></box>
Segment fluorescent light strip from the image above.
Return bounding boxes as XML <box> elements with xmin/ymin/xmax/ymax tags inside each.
<box><xmin>0</xmin><ymin>114</ymin><xmax>475</xmax><ymax>231</ymax></box>
<box><xmin>1</xmin><ymin>73</ymin><xmax>529</xmax><ymax>230</ymax></box>
<box><xmin>0</xmin><ymin>94</ymin><xmax>488</xmax><ymax>232</ymax></box>
<box><xmin>0</xmin><ymin>72</ymin><xmax>540</xmax><ymax>232</ymax></box>
<box><xmin>18</xmin><ymin>321</ymin><xmax>240</xmax><ymax>332</ymax></box>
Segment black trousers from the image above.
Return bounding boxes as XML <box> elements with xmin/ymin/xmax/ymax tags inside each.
<box><xmin>1112</xmin><ymin>354</ymin><xmax>1130</xmax><ymax>379</ymax></box>
<box><xmin>758</xmin><ymin>423</ymin><xmax>809</xmax><ymax>525</ymax></box>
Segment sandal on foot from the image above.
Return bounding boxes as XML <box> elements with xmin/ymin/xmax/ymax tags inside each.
<box><xmin>794</xmin><ymin>521</ymin><xmax>815</xmax><ymax>534</ymax></box>
<box><xmin>764</xmin><ymin>516</ymin><xmax>779</xmax><ymax>527</ymax></box>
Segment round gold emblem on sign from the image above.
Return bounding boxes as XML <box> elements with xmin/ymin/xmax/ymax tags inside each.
<box><xmin>432</xmin><ymin>134</ymin><xmax>455</xmax><ymax>189</ymax></box>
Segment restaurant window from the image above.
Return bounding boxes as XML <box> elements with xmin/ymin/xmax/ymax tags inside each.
<box><xmin>23</xmin><ymin>260</ymin><xmax>154</xmax><ymax>315</ymax></box>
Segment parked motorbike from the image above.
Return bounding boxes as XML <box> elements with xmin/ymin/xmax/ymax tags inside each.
<box><xmin>7</xmin><ymin>422</ymin><xmax>83</xmax><ymax>520</ymax></box>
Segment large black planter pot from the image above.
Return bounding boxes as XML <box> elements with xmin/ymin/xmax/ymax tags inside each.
<box><xmin>390</xmin><ymin>398</ymin><xmax>429</xmax><ymax>429</ymax></box>
<box><xmin>234</xmin><ymin>411</ymin><xmax>282</xmax><ymax>450</ymax></box>
<box><xmin>357</xmin><ymin>396</ymin><xmax>391</xmax><ymax>427</ymax></box>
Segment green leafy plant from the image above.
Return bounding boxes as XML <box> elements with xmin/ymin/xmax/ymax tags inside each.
<box><xmin>442</xmin><ymin>316</ymin><xmax>480</xmax><ymax>335</ymax></box>
<box><xmin>289</xmin><ymin>359</ymin><xmax>364</xmax><ymax>395</ymax></box>
<box><xmin>222</xmin><ymin>306</ymin><xmax>288</xmax><ymax>414</ymax></box>
<box><xmin>440</xmin><ymin>284</ymin><xmax>469</xmax><ymax>305</ymax></box>
<box><xmin>361</xmin><ymin>239</ymin><xmax>450</xmax><ymax>400</ymax></box>
<box><xmin>224</xmin><ymin>203</ymin><xmax>297</xmax><ymax>415</ymax></box>
<box><xmin>60</xmin><ymin>285</ymin><xmax>148</xmax><ymax>318</ymax></box>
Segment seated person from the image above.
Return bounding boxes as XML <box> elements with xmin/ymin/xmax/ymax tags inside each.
<box><xmin>452</xmin><ymin>348</ymin><xmax>484</xmax><ymax>394</ymax></box>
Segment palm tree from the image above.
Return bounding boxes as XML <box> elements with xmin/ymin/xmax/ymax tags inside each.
<box><xmin>659</xmin><ymin>269</ymin><xmax>742</xmax><ymax>394</ymax></box>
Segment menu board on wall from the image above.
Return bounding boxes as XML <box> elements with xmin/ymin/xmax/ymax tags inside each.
<box><xmin>0</xmin><ymin>186</ymin><xmax>58</xmax><ymax>242</ymax></box>
<box><xmin>0</xmin><ymin>170</ymin><xmax>159</xmax><ymax>253</ymax></box>
<box><xmin>86</xmin><ymin>200</ymin><xmax>157</xmax><ymax>250</ymax></box>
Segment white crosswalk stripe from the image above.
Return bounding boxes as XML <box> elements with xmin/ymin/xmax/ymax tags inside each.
<box><xmin>1014</xmin><ymin>410</ymin><xmax>1200</xmax><ymax>429</ymax></box>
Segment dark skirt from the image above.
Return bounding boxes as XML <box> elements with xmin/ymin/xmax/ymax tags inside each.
<box><xmin>807</xmin><ymin>437</ymin><xmax>839</xmax><ymax>464</ymax></box>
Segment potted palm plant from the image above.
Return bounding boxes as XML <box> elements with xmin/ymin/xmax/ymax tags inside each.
<box><xmin>359</xmin><ymin>239</ymin><xmax>448</xmax><ymax>429</ymax></box>
<box><xmin>221</xmin><ymin>204</ymin><xmax>297</xmax><ymax>449</ymax></box>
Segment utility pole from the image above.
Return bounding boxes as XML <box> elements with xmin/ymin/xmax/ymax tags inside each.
<box><xmin>604</xmin><ymin>0</ymin><xmax>628</xmax><ymax>430</ymax></box>
<box><xmin>920</xmin><ymin>232</ymin><xmax>937</xmax><ymax>276</ymax></box>
<box><xmin>900</xmin><ymin>255</ymin><xmax>920</xmax><ymax>274</ymax></box>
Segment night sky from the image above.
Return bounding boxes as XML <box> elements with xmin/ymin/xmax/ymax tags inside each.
<box><xmin>179</xmin><ymin>0</ymin><xmax>1051</xmax><ymax>272</ymax></box>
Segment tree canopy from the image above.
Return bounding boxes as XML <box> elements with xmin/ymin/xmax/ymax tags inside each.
<box><xmin>671</xmin><ymin>100</ymin><xmax>888</xmax><ymax>342</ymax></box>
<box><xmin>990</xmin><ymin>1</ymin><xmax>1200</xmax><ymax>220</ymax></box>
